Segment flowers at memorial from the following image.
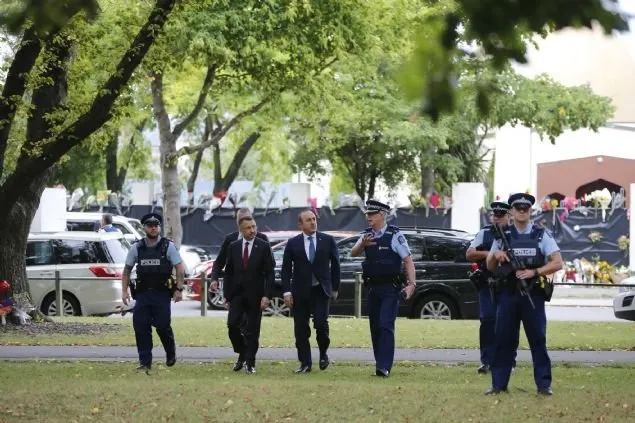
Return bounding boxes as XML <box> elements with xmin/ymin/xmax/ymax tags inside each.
<box><xmin>588</xmin><ymin>231</ymin><xmax>603</xmax><ymax>244</ymax></box>
<box><xmin>618</xmin><ymin>235</ymin><xmax>629</xmax><ymax>255</ymax></box>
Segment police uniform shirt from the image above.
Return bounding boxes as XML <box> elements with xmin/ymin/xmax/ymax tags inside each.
<box><xmin>469</xmin><ymin>228</ymin><xmax>488</xmax><ymax>249</ymax></box>
<box><xmin>353</xmin><ymin>225</ymin><xmax>412</xmax><ymax>259</ymax></box>
<box><xmin>124</xmin><ymin>237</ymin><xmax>184</xmax><ymax>267</ymax></box>
<box><xmin>488</xmin><ymin>225</ymin><xmax>560</xmax><ymax>263</ymax></box>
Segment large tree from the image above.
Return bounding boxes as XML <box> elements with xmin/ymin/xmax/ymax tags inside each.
<box><xmin>146</xmin><ymin>0</ymin><xmax>376</xmax><ymax>246</ymax></box>
<box><xmin>0</xmin><ymin>0</ymin><xmax>177</xmax><ymax>313</ymax></box>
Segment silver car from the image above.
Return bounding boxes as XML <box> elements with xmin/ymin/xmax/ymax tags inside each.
<box><xmin>27</xmin><ymin>231</ymin><xmax>130</xmax><ymax>316</ymax></box>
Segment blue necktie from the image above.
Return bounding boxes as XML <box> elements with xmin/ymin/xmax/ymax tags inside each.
<box><xmin>308</xmin><ymin>236</ymin><xmax>315</xmax><ymax>263</ymax></box>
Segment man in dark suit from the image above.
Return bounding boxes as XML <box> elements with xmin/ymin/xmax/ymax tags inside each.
<box><xmin>223</xmin><ymin>215</ymin><xmax>275</xmax><ymax>374</ymax></box>
<box><xmin>281</xmin><ymin>209</ymin><xmax>340</xmax><ymax>373</ymax></box>
<box><xmin>209</xmin><ymin>208</ymin><xmax>270</xmax><ymax>293</ymax></box>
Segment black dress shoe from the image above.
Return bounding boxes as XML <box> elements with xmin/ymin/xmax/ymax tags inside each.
<box><xmin>136</xmin><ymin>364</ymin><xmax>151</xmax><ymax>374</ymax></box>
<box><xmin>166</xmin><ymin>354</ymin><xmax>176</xmax><ymax>367</ymax></box>
<box><xmin>375</xmin><ymin>369</ymin><xmax>390</xmax><ymax>377</ymax></box>
<box><xmin>538</xmin><ymin>387</ymin><xmax>553</xmax><ymax>396</ymax></box>
<box><xmin>485</xmin><ymin>387</ymin><xmax>508</xmax><ymax>395</ymax></box>
<box><xmin>294</xmin><ymin>364</ymin><xmax>312</xmax><ymax>374</ymax></box>
<box><xmin>319</xmin><ymin>356</ymin><xmax>330</xmax><ymax>371</ymax></box>
<box><xmin>477</xmin><ymin>364</ymin><xmax>490</xmax><ymax>374</ymax></box>
<box><xmin>244</xmin><ymin>365</ymin><xmax>256</xmax><ymax>374</ymax></box>
<box><xmin>233</xmin><ymin>359</ymin><xmax>244</xmax><ymax>372</ymax></box>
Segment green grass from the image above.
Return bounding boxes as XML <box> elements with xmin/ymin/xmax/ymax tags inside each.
<box><xmin>1</xmin><ymin>361</ymin><xmax>634</xmax><ymax>422</ymax></box>
<box><xmin>2</xmin><ymin>317</ymin><xmax>635</xmax><ymax>351</ymax></box>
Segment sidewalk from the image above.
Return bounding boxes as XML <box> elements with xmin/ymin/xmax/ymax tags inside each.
<box><xmin>549</xmin><ymin>286</ymin><xmax>618</xmax><ymax>307</ymax></box>
<box><xmin>1</xmin><ymin>346</ymin><xmax>634</xmax><ymax>364</ymax></box>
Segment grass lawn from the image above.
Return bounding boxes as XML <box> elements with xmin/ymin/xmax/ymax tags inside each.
<box><xmin>1</xmin><ymin>361</ymin><xmax>633</xmax><ymax>422</ymax></box>
<box><xmin>1</xmin><ymin>317</ymin><xmax>634</xmax><ymax>351</ymax></box>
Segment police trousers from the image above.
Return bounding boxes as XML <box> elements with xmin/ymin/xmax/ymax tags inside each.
<box><xmin>133</xmin><ymin>290</ymin><xmax>175</xmax><ymax>366</ymax></box>
<box><xmin>479</xmin><ymin>288</ymin><xmax>518</xmax><ymax>367</ymax></box>
<box><xmin>368</xmin><ymin>283</ymin><xmax>400</xmax><ymax>372</ymax></box>
<box><xmin>491</xmin><ymin>288</ymin><xmax>551</xmax><ymax>390</ymax></box>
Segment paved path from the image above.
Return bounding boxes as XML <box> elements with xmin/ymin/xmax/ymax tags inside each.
<box><xmin>1</xmin><ymin>346</ymin><xmax>633</xmax><ymax>364</ymax></box>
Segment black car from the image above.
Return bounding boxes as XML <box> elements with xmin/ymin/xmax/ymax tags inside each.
<box><xmin>269</xmin><ymin>229</ymin><xmax>479</xmax><ymax>320</ymax></box>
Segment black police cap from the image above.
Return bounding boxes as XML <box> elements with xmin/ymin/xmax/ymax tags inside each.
<box><xmin>490</xmin><ymin>201</ymin><xmax>511</xmax><ymax>214</ymax></box>
<box><xmin>364</xmin><ymin>199</ymin><xmax>390</xmax><ymax>214</ymax></box>
<box><xmin>140</xmin><ymin>212</ymin><xmax>162</xmax><ymax>225</ymax></box>
<box><xmin>508</xmin><ymin>193</ymin><xmax>535</xmax><ymax>208</ymax></box>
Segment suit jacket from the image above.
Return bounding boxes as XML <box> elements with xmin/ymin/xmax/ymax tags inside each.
<box><xmin>280</xmin><ymin>232</ymin><xmax>340</xmax><ymax>299</ymax></box>
<box><xmin>211</xmin><ymin>231</ymin><xmax>269</xmax><ymax>281</ymax></box>
<box><xmin>223</xmin><ymin>236</ymin><xmax>275</xmax><ymax>303</ymax></box>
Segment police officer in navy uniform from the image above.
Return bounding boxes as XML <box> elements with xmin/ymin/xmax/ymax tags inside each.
<box><xmin>121</xmin><ymin>213</ymin><xmax>186</xmax><ymax>373</ymax></box>
<box><xmin>486</xmin><ymin>193</ymin><xmax>563</xmax><ymax>396</ymax></box>
<box><xmin>351</xmin><ymin>200</ymin><xmax>416</xmax><ymax>377</ymax></box>
<box><xmin>466</xmin><ymin>201</ymin><xmax>518</xmax><ymax>374</ymax></box>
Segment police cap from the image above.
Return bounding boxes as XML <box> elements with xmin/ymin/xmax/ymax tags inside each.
<box><xmin>490</xmin><ymin>201</ymin><xmax>511</xmax><ymax>215</ymax></box>
<box><xmin>364</xmin><ymin>199</ymin><xmax>390</xmax><ymax>214</ymax></box>
<box><xmin>140</xmin><ymin>212</ymin><xmax>162</xmax><ymax>226</ymax></box>
<box><xmin>508</xmin><ymin>193</ymin><xmax>535</xmax><ymax>209</ymax></box>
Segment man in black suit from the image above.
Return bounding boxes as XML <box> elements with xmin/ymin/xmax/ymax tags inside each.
<box><xmin>223</xmin><ymin>215</ymin><xmax>275</xmax><ymax>374</ymax></box>
<box><xmin>281</xmin><ymin>209</ymin><xmax>340</xmax><ymax>373</ymax></box>
<box><xmin>209</xmin><ymin>208</ymin><xmax>270</xmax><ymax>293</ymax></box>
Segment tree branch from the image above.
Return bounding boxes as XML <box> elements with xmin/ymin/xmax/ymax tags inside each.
<box><xmin>175</xmin><ymin>97</ymin><xmax>269</xmax><ymax>157</ymax></box>
<box><xmin>172</xmin><ymin>64</ymin><xmax>217</xmax><ymax>138</ymax></box>
<box><xmin>214</xmin><ymin>132</ymin><xmax>261</xmax><ymax>193</ymax></box>
<box><xmin>0</xmin><ymin>26</ymin><xmax>42</xmax><ymax>179</ymax></box>
<box><xmin>0</xmin><ymin>0</ymin><xmax>178</xmax><ymax>203</ymax></box>
<box><xmin>151</xmin><ymin>72</ymin><xmax>173</xmax><ymax>139</ymax></box>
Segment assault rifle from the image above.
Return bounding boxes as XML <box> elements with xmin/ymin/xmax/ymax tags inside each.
<box><xmin>491</xmin><ymin>224</ymin><xmax>535</xmax><ymax>310</ymax></box>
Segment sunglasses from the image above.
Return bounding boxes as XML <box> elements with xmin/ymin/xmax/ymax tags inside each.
<box><xmin>492</xmin><ymin>212</ymin><xmax>508</xmax><ymax>217</ymax></box>
<box><xmin>513</xmin><ymin>206</ymin><xmax>530</xmax><ymax>212</ymax></box>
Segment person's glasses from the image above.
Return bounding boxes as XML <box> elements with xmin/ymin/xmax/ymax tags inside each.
<box><xmin>493</xmin><ymin>213</ymin><xmax>507</xmax><ymax>218</ymax></box>
<box><xmin>514</xmin><ymin>206</ymin><xmax>530</xmax><ymax>212</ymax></box>
<box><xmin>144</xmin><ymin>223</ymin><xmax>159</xmax><ymax>228</ymax></box>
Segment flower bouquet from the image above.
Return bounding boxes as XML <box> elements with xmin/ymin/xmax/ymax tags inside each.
<box><xmin>618</xmin><ymin>235</ymin><xmax>629</xmax><ymax>256</ymax></box>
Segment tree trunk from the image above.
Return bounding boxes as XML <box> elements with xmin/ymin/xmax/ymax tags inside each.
<box><xmin>105</xmin><ymin>131</ymin><xmax>120</xmax><ymax>192</ymax></box>
<box><xmin>368</xmin><ymin>171</ymin><xmax>378</xmax><ymax>201</ymax></box>
<box><xmin>186</xmin><ymin>149</ymin><xmax>204</xmax><ymax>205</ymax></box>
<box><xmin>420</xmin><ymin>148</ymin><xmax>435</xmax><ymax>197</ymax></box>
<box><xmin>0</xmin><ymin>32</ymin><xmax>71</xmax><ymax>310</ymax></box>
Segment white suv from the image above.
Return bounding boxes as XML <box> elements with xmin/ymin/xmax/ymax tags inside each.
<box><xmin>27</xmin><ymin>231</ymin><xmax>130</xmax><ymax>316</ymax></box>
<box><xmin>614</xmin><ymin>276</ymin><xmax>635</xmax><ymax>321</ymax></box>
<box><xmin>65</xmin><ymin>212</ymin><xmax>210</xmax><ymax>275</ymax></box>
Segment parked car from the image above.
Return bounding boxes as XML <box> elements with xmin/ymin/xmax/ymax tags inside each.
<box><xmin>266</xmin><ymin>229</ymin><xmax>478</xmax><ymax>319</ymax></box>
<box><xmin>26</xmin><ymin>231</ymin><xmax>130</xmax><ymax>316</ymax></box>
<box><xmin>65</xmin><ymin>212</ymin><xmax>211</xmax><ymax>275</ymax></box>
<box><xmin>613</xmin><ymin>276</ymin><xmax>635</xmax><ymax>321</ymax></box>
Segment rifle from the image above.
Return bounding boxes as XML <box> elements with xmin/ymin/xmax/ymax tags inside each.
<box><xmin>491</xmin><ymin>224</ymin><xmax>535</xmax><ymax>310</ymax></box>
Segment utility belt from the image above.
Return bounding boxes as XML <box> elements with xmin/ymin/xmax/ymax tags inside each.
<box><xmin>469</xmin><ymin>268</ymin><xmax>490</xmax><ymax>291</ymax></box>
<box><xmin>498</xmin><ymin>276</ymin><xmax>553</xmax><ymax>302</ymax></box>
<box><xmin>131</xmin><ymin>276</ymin><xmax>176</xmax><ymax>299</ymax></box>
<box><xmin>364</xmin><ymin>274</ymin><xmax>404</xmax><ymax>288</ymax></box>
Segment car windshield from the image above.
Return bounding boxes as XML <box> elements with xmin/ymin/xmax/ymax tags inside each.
<box><xmin>128</xmin><ymin>219</ymin><xmax>145</xmax><ymax>238</ymax></box>
<box><xmin>103</xmin><ymin>238</ymin><xmax>130</xmax><ymax>263</ymax></box>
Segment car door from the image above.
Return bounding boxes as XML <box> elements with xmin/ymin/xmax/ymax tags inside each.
<box><xmin>422</xmin><ymin>236</ymin><xmax>472</xmax><ymax>281</ymax></box>
<box><xmin>26</xmin><ymin>240</ymin><xmax>57</xmax><ymax>311</ymax></box>
<box><xmin>333</xmin><ymin>236</ymin><xmax>365</xmax><ymax>315</ymax></box>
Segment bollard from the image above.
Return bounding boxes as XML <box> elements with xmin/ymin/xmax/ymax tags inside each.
<box><xmin>55</xmin><ymin>270</ymin><xmax>62</xmax><ymax>317</ymax></box>
<box><xmin>200</xmin><ymin>273</ymin><xmax>208</xmax><ymax>317</ymax></box>
<box><xmin>354</xmin><ymin>272</ymin><xmax>362</xmax><ymax>318</ymax></box>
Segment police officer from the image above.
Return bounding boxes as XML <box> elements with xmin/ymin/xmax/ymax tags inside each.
<box><xmin>486</xmin><ymin>193</ymin><xmax>563</xmax><ymax>396</ymax></box>
<box><xmin>121</xmin><ymin>213</ymin><xmax>186</xmax><ymax>373</ymax></box>
<box><xmin>466</xmin><ymin>201</ymin><xmax>518</xmax><ymax>374</ymax></box>
<box><xmin>351</xmin><ymin>199</ymin><xmax>416</xmax><ymax>377</ymax></box>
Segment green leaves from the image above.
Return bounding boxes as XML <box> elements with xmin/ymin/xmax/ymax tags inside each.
<box><xmin>0</xmin><ymin>0</ymin><xmax>100</xmax><ymax>35</ymax></box>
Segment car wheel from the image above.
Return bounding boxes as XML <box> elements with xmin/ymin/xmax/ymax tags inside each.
<box><xmin>413</xmin><ymin>294</ymin><xmax>458</xmax><ymax>320</ymax></box>
<box><xmin>263</xmin><ymin>297</ymin><xmax>290</xmax><ymax>317</ymax></box>
<box><xmin>41</xmin><ymin>292</ymin><xmax>82</xmax><ymax>316</ymax></box>
<box><xmin>207</xmin><ymin>290</ymin><xmax>226</xmax><ymax>310</ymax></box>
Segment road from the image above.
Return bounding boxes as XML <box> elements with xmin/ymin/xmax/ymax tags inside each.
<box><xmin>112</xmin><ymin>300</ymin><xmax>627</xmax><ymax>322</ymax></box>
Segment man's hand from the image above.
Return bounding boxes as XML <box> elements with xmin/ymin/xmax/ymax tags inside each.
<box><xmin>223</xmin><ymin>299</ymin><xmax>229</xmax><ymax>310</ymax></box>
<box><xmin>260</xmin><ymin>297</ymin><xmax>271</xmax><ymax>311</ymax></box>
<box><xmin>516</xmin><ymin>269</ymin><xmax>537</xmax><ymax>280</ymax></box>
<box><xmin>122</xmin><ymin>291</ymin><xmax>130</xmax><ymax>306</ymax></box>
<box><xmin>209</xmin><ymin>280</ymin><xmax>219</xmax><ymax>292</ymax></box>
<box><xmin>331</xmin><ymin>291</ymin><xmax>338</xmax><ymax>301</ymax></box>
<box><xmin>360</xmin><ymin>234</ymin><xmax>376</xmax><ymax>247</ymax></box>
<box><xmin>493</xmin><ymin>251</ymin><xmax>510</xmax><ymax>264</ymax></box>
<box><xmin>284</xmin><ymin>294</ymin><xmax>294</xmax><ymax>309</ymax></box>
<box><xmin>173</xmin><ymin>290</ymin><xmax>183</xmax><ymax>303</ymax></box>
<box><xmin>402</xmin><ymin>284</ymin><xmax>415</xmax><ymax>300</ymax></box>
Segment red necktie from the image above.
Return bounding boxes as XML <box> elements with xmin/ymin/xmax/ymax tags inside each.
<box><xmin>243</xmin><ymin>242</ymin><xmax>249</xmax><ymax>266</ymax></box>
